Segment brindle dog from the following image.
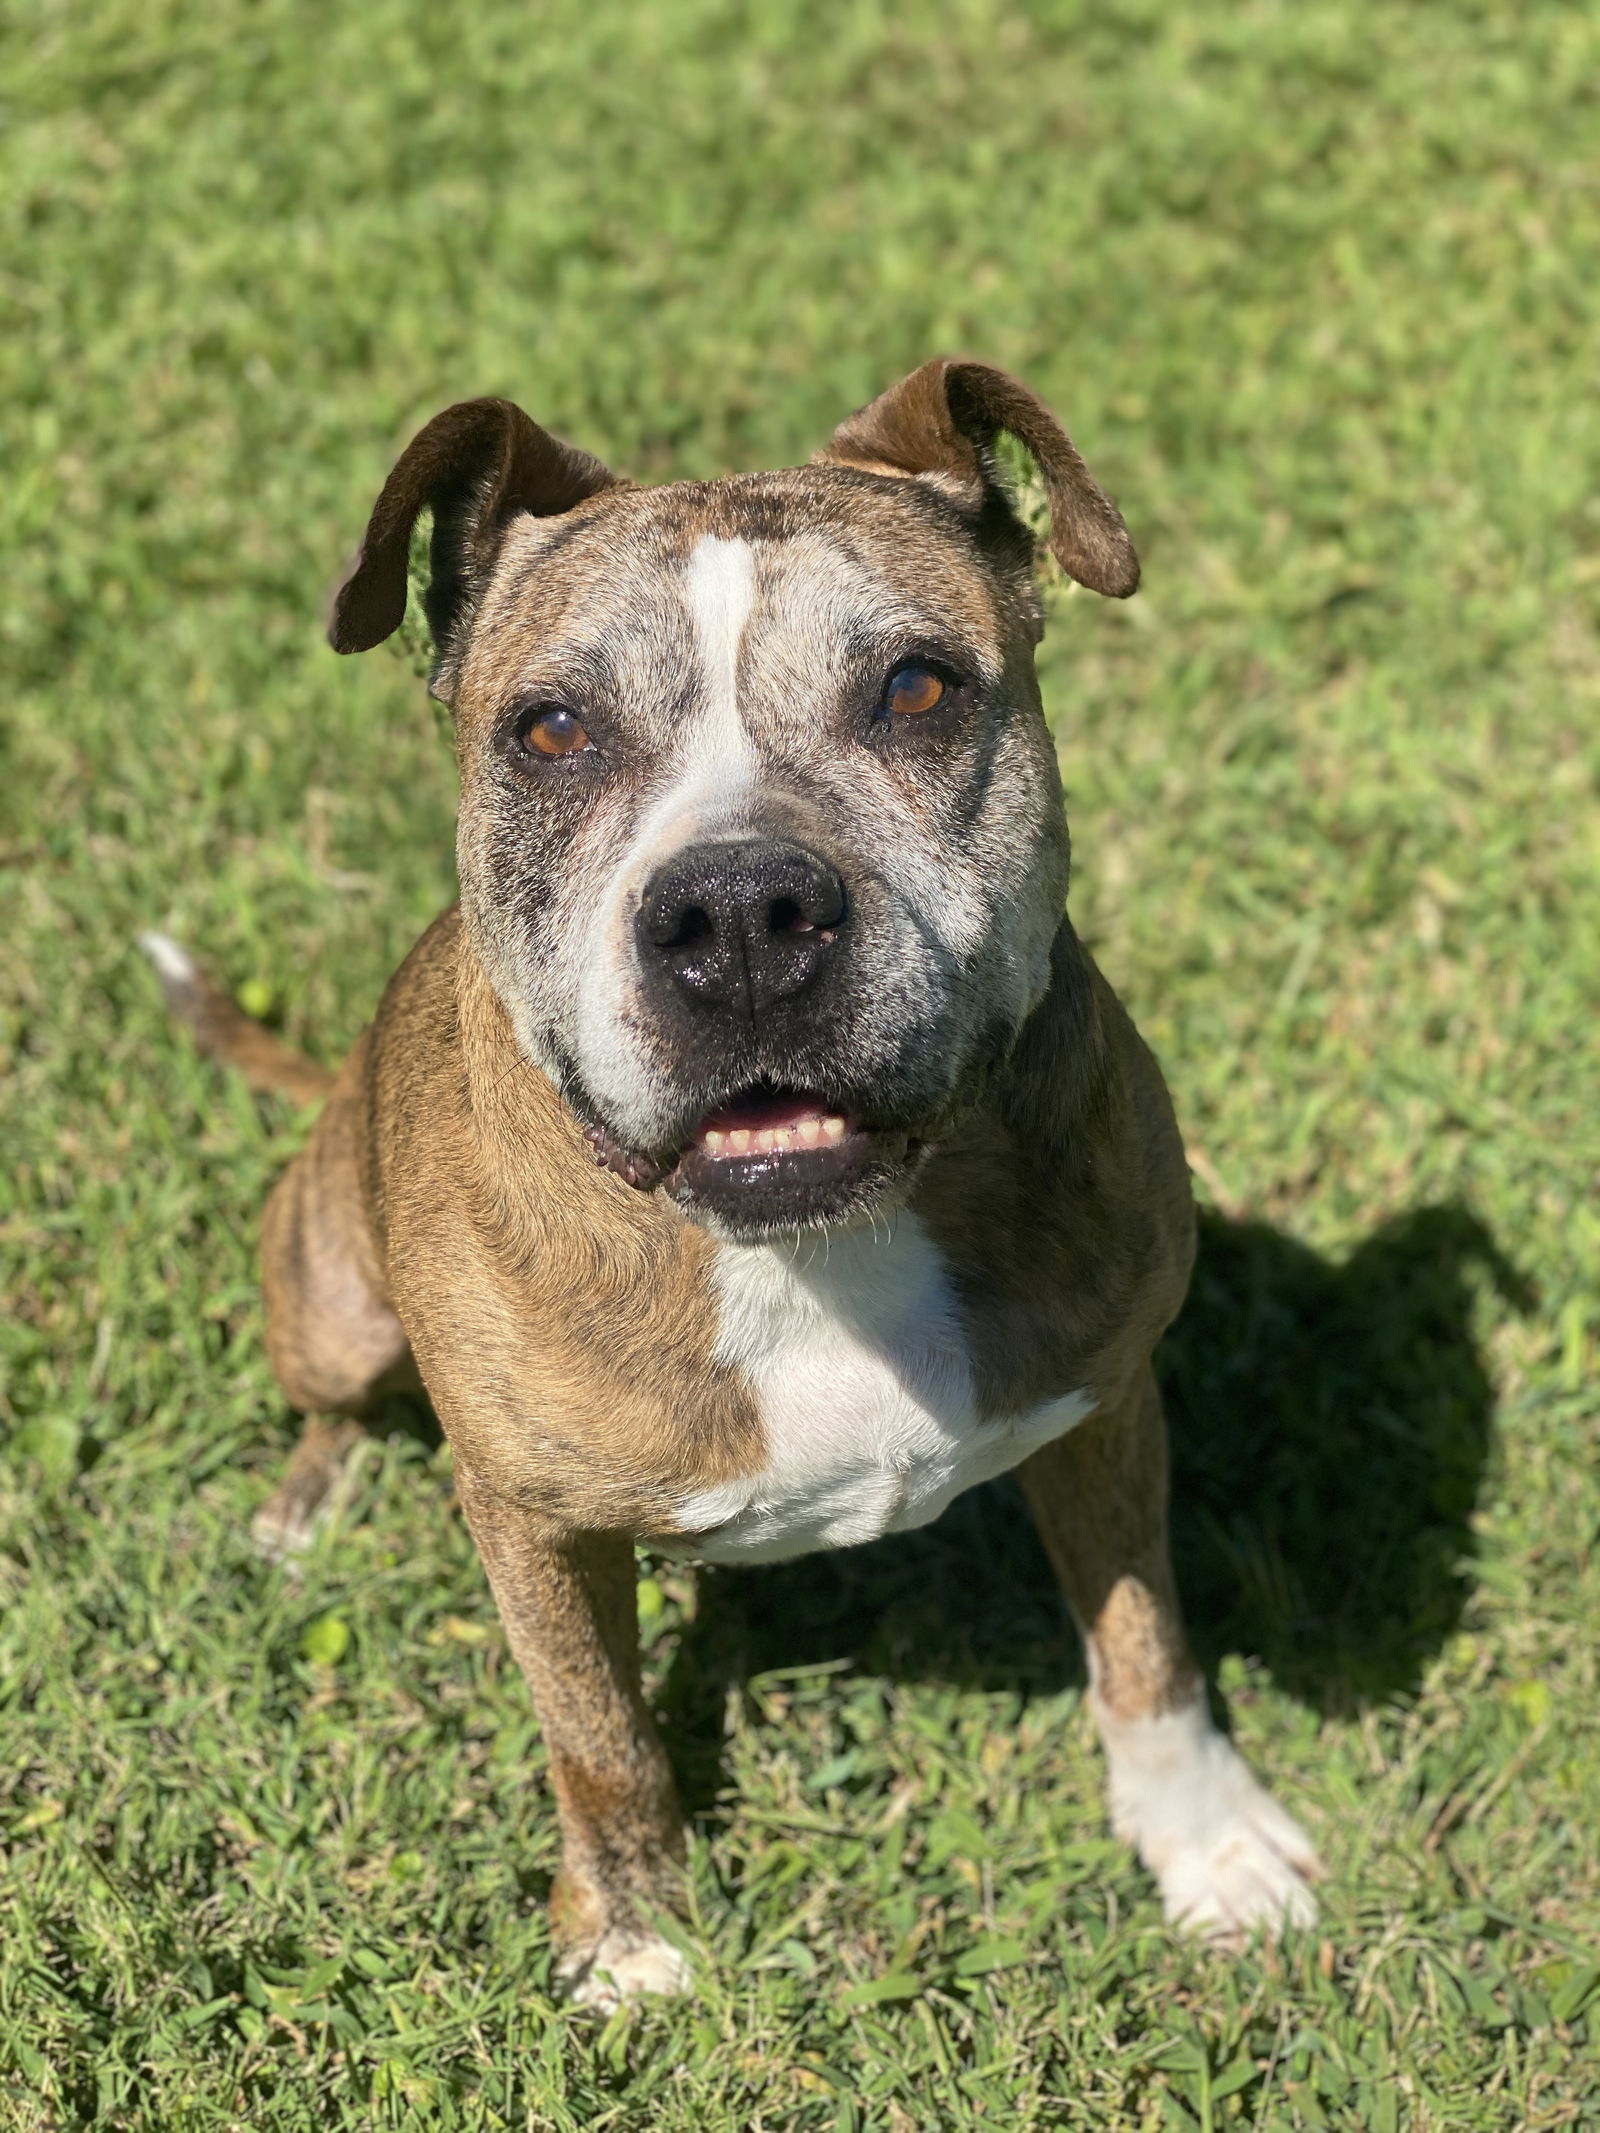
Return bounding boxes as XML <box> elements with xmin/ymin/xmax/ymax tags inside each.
<box><xmin>147</xmin><ymin>361</ymin><xmax>1320</xmax><ymax>2009</ymax></box>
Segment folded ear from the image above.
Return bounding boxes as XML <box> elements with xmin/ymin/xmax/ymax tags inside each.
<box><xmin>328</xmin><ymin>397</ymin><xmax>619</xmax><ymax>657</ymax></box>
<box><xmin>820</xmin><ymin>359</ymin><xmax>1139</xmax><ymax>599</ymax></box>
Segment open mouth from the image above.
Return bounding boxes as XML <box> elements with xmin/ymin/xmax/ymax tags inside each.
<box><xmin>584</xmin><ymin>1084</ymin><xmax>909</xmax><ymax>1232</ymax></box>
<box><xmin>675</xmin><ymin>1085</ymin><xmax>898</xmax><ymax>1230</ymax></box>
<box><xmin>691</xmin><ymin>1089</ymin><xmax>858</xmax><ymax>1161</ymax></box>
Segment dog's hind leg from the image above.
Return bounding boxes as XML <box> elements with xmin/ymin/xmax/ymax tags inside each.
<box><xmin>253</xmin><ymin>1041</ymin><xmax>418</xmax><ymax>1559</ymax></box>
<box><xmin>142</xmin><ymin>938</ymin><xmax>413</xmax><ymax>1556</ymax></box>
<box><xmin>1019</xmin><ymin>1363</ymin><xmax>1322</xmax><ymax>1945</ymax></box>
<box><xmin>453</xmin><ymin>1476</ymin><xmax>690</xmax><ymax>2011</ymax></box>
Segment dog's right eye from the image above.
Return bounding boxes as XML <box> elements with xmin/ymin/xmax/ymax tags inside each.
<box><xmin>512</xmin><ymin>705</ymin><xmax>593</xmax><ymax>759</ymax></box>
<box><xmin>884</xmin><ymin>664</ymin><xmax>948</xmax><ymax>718</ymax></box>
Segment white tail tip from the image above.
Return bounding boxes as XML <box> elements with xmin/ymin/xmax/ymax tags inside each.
<box><xmin>138</xmin><ymin>931</ymin><xmax>198</xmax><ymax>987</ymax></box>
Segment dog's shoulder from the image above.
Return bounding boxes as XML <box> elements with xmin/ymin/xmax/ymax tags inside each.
<box><xmin>359</xmin><ymin>908</ymin><xmax>766</xmax><ymax>1526</ymax></box>
<box><xmin>914</xmin><ymin>924</ymin><xmax>1195</xmax><ymax>1419</ymax></box>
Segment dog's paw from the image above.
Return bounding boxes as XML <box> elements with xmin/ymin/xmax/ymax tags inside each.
<box><xmin>250</xmin><ymin>1493</ymin><xmax>320</xmax><ymax>1566</ymax></box>
<box><xmin>1101</xmin><ymin>1700</ymin><xmax>1322</xmax><ymax>1948</ymax></box>
<box><xmin>1145</xmin><ymin>1777</ymin><xmax>1321</xmax><ymax>1946</ymax></box>
<box><xmin>559</xmin><ymin>1930</ymin><xmax>693</xmax><ymax>2013</ymax></box>
<box><xmin>251</xmin><ymin>1423</ymin><xmax>367</xmax><ymax>1566</ymax></box>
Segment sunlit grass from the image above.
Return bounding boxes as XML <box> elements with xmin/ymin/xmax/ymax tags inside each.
<box><xmin>2</xmin><ymin>0</ymin><xmax>1597</xmax><ymax>2124</ymax></box>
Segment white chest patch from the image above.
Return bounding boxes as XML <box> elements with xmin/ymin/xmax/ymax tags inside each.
<box><xmin>668</xmin><ymin>1215</ymin><xmax>1095</xmax><ymax>1564</ymax></box>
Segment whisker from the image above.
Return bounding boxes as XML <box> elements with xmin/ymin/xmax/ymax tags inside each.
<box><xmin>487</xmin><ymin>1048</ymin><xmax>535</xmax><ymax>1096</ymax></box>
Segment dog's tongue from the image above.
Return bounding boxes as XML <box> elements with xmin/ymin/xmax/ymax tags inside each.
<box><xmin>692</xmin><ymin>1090</ymin><xmax>852</xmax><ymax>1159</ymax></box>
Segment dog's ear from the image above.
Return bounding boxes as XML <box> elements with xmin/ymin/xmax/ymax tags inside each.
<box><xmin>328</xmin><ymin>397</ymin><xmax>619</xmax><ymax>657</ymax></box>
<box><xmin>820</xmin><ymin>359</ymin><xmax>1139</xmax><ymax>599</ymax></box>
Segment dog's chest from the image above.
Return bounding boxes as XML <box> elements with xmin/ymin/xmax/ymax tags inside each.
<box><xmin>666</xmin><ymin>1216</ymin><xmax>1094</xmax><ymax>1564</ymax></box>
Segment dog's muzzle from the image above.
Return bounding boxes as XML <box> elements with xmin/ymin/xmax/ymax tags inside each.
<box><xmin>570</xmin><ymin>836</ymin><xmax>930</xmax><ymax>1232</ymax></box>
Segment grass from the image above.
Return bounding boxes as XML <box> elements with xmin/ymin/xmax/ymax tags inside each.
<box><xmin>2</xmin><ymin>0</ymin><xmax>1598</xmax><ymax>2124</ymax></box>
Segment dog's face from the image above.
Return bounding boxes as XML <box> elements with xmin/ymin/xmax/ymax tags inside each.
<box><xmin>454</xmin><ymin>473</ymin><xmax>1066</xmax><ymax>1234</ymax></box>
<box><xmin>331</xmin><ymin>364</ymin><xmax>1138</xmax><ymax>1239</ymax></box>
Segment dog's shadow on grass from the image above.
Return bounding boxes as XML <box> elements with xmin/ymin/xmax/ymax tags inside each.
<box><xmin>656</xmin><ymin>1202</ymin><xmax>1527</xmax><ymax>1813</ymax></box>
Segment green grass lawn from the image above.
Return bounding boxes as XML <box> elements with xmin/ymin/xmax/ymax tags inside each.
<box><xmin>3</xmin><ymin>0</ymin><xmax>1599</xmax><ymax>2124</ymax></box>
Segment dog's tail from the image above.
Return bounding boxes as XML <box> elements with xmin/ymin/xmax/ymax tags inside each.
<box><xmin>139</xmin><ymin>933</ymin><xmax>336</xmax><ymax>1107</ymax></box>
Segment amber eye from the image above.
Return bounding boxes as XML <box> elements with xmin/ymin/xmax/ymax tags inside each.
<box><xmin>521</xmin><ymin>706</ymin><xmax>592</xmax><ymax>757</ymax></box>
<box><xmin>884</xmin><ymin>664</ymin><xmax>948</xmax><ymax>718</ymax></box>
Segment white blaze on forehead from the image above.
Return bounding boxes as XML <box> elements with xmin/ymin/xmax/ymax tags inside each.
<box><xmin>684</xmin><ymin>535</ymin><xmax>756</xmax><ymax>713</ymax></box>
<box><xmin>676</xmin><ymin>533</ymin><xmax>761</xmax><ymax>822</ymax></box>
<box><xmin>568</xmin><ymin>534</ymin><xmax>765</xmax><ymax>1142</ymax></box>
<box><xmin>615</xmin><ymin>533</ymin><xmax>763</xmax><ymax>862</ymax></box>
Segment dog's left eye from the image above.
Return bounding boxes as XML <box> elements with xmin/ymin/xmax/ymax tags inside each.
<box><xmin>518</xmin><ymin>706</ymin><xmax>593</xmax><ymax>757</ymax></box>
<box><xmin>883</xmin><ymin>663</ymin><xmax>950</xmax><ymax>718</ymax></box>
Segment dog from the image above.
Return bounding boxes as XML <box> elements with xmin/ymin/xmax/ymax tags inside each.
<box><xmin>146</xmin><ymin>360</ymin><xmax>1320</xmax><ymax>2009</ymax></box>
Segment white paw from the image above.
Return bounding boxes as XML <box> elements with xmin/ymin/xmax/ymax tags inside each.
<box><xmin>250</xmin><ymin>1498</ymin><xmax>320</xmax><ymax>1566</ymax></box>
<box><xmin>1148</xmin><ymin>1780</ymin><xmax>1321</xmax><ymax>1944</ymax></box>
<box><xmin>560</xmin><ymin>1930</ymin><xmax>693</xmax><ymax>2012</ymax></box>
<box><xmin>1100</xmin><ymin>1699</ymin><xmax>1322</xmax><ymax>1946</ymax></box>
<box><xmin>251</xmin><ymin>1430</ymin><xmax>369</xmax><ymax>1567</ymax></box>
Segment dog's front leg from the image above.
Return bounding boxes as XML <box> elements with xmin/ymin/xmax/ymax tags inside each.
<box><xmin>1019</xmin><ymin>1364</ymin><xmax>1321</xmax><ymax>1944</ymax></box>
<box><xmin>454</xmin><ymin>1470</ymin><xmax>690</xmax><ymax>2010</ymax></box>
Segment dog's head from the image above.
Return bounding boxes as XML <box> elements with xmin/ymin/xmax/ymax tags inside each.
<box><xmin>331</xmin><ymin>362</ymin><xmax>1137</xmax><ymax>1239</ymax></box>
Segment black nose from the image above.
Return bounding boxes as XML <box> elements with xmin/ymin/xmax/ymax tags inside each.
<box><xmin>639</xmin><ymin>840</ymin><xmax>849</xmax><ymax>1021</ymax></box>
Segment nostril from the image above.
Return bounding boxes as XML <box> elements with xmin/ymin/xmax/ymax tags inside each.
<box><xmin>656</xmin><ymin>904</ymin><xmax>715</xmax><ymax>952</ymax></box>
<box><xmin>768</xmin><ymin>897</ymin><xmax>814</xmax><ymax>936</ymax></box>
<box><xmin>769</xmin><ymin>873</ymin><xmax>847</xmax><ymax>941</ymax></box>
